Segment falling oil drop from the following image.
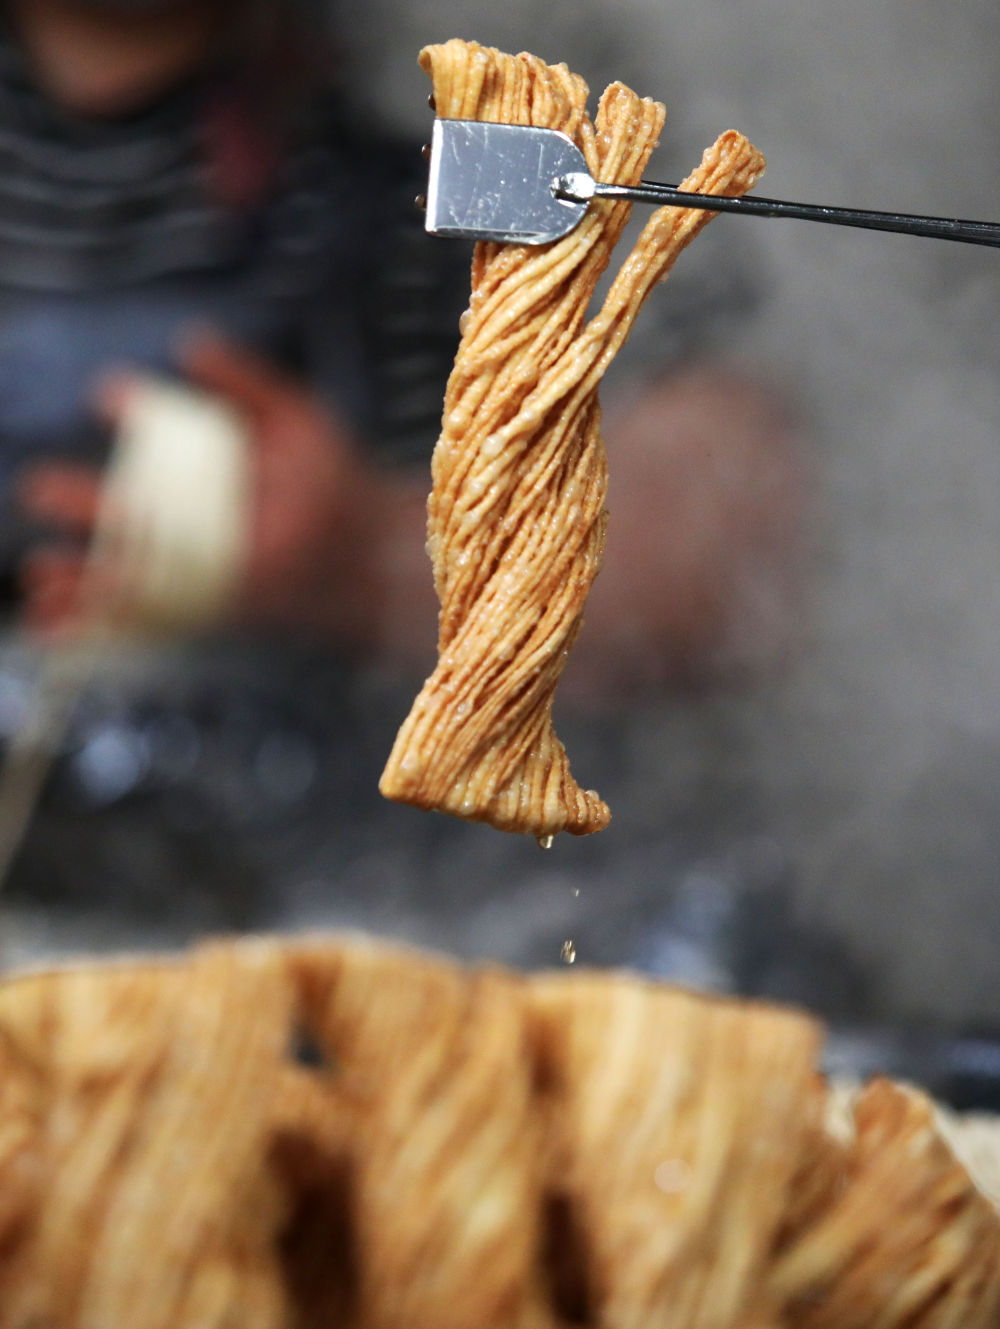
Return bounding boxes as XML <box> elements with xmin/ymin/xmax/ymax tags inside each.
<box><xmin>560</xmin><ymin>939</ymin><xmax>576</xmax><ymax>965</ymax></box>
<box><xmin>537</xmin><ymin>834</ymin><xmax>554</xmax><ymax>850</ymax></box>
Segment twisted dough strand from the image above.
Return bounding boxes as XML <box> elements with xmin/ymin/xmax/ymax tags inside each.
<box><xmin>380</xmin><ymin>41</ymin><xmax>765</xmax><ymax>837</ymax></box>
<box><xmin>0</xmin><ymin>936</ymin><xmax>998</xmax><ymax>1326</ymax></box>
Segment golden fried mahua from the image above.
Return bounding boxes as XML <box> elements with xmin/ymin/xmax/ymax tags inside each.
<box><xmin>379</xmin><ymin>40</ymin><xmax>765</xmax><ymax>837</ymax></box>
<box><xmin>0</xmin><ymin>935</ymin><xmax>997</xmax><ymax>1327</ymax></box>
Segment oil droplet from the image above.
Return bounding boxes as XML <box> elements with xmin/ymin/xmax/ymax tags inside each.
<box><xmin>572</xmin><ymin>887</ymin><xmax>580</xmax><ymax>898</ymax></box>
<box><xmin>560</xmin><ymin>939</ymin><xmax>576</xmax><ymax>965</ymax></box>
<box><xmin>653</xmin><ymin>1159</ymin><xmax>691</xmax><ymax>1194</ymax></box>
<box><xmin>537</xmin><ymin>834</ymin><xmax>554</xmax><ymax>850</ymax></box>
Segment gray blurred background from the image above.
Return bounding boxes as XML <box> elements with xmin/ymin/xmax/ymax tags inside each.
<box><xmin>3</xmin><ymin>0</ymin><xmax>1000</xmax><ymax>1068</ymax></box>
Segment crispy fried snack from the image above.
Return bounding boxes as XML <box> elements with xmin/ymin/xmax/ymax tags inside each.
<box><xmin>0</xmin><ymin>936</ymin><xmax>997</xmax><ymax>1328</ymax></box>
<box><xmin>763</xmin><ymin>1079</ymin><xmax>1000</xmax><ymax>1328</ymax></box>
<box><xmin>0</xmin><ymin>946</ymin><xmax>295</xmax><ymax>1328</ymax></box>
<box><xmin>526</xmin><ymin>975</ymin><xmax>829</xmax><ymax>1327</ymax></box>
<box><xmin>379</xmin><ymin>40</ymin><xmax>766</xmax><ymax>838</ymax></box>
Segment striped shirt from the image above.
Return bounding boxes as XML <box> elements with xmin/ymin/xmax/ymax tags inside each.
<box><xmin>0</xmin><ymin>23</ymin><xmax>469</xmax><ymax>558</ymax></box>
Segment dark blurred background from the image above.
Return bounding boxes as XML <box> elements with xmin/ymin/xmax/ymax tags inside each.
<box><xmin>1</xmin><ymin>0</ymin><xmax>999</xmax><ymax>1108</ymax></box>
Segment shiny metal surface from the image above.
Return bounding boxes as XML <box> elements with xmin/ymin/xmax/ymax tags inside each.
<box><xmin>424</xmin><ymin>119</ymin><xmax>587</xmax><ymax>244</ymax></box>
<box><xmin>427</xmin><ymin>119</ymin><xmax>1000</xmax><ymax>249</ymax></box>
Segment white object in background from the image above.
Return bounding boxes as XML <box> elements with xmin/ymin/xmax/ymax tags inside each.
<box><xmin>90</xmin><ymin>378</ymin><xmax>252</xmax><ymax>635</ymax></box>
<box><xmin>0</xmin><ymin>380</ymin><xmax>253</xmax><ymax>899</ymax></box>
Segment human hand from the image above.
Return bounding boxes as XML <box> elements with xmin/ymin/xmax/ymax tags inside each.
<box><xmin>178</xmin><ymin>331</ymin><xmax>377</xmax><ymax>636</ymax></box>
<box><xmin>17</xmin><ymin>461</ymin><xmax>105</xmax><ymax>640</ymax></box>
<box><xmin>570</xmin><ymin>363</ymin><xmax>807</xmax><ymax>696</ymax></box>
<box><xmin>17</xmin><ymin>331</ymin><xmax>380</xmax><ymax>644</ymax></box>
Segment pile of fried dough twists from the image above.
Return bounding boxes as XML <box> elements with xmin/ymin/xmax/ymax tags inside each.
<box><xmin>0</xmin><ymin>933</ymin><xmax>996</xmax><ymax>1328</ymax></box>
<box><xmin>381</xmin><ymin>40</ymin><xmax>768</xmax><ymax>840</ymax></box>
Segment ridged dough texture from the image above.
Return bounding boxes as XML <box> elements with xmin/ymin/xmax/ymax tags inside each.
<box><xmin>379</xmin><ymin>40</ymin><xmax>766</xmax><ymax>837</ymax></box>
<box><xmin>0</xmin><ymin>934</ymin><xmax>997</xmax><ymax>1329</ymax></box>
<box><xmin>0</xmin><ymin>936</ymin><xmax>997</xmax><ymax>1327</ymax></box>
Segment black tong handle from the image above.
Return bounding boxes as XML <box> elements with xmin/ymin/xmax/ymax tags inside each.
<box><xmin>559</xmin><ymin>176</ymin><xmax>1000</xmax><ymax>249</ymax></box>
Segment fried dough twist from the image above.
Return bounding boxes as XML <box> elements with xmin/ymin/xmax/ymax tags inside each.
<box><xmin>0</xmin><ymin>937</ymin><xmax>998</xmax><ymax>1327</ymax></box>
<box><xmin>379</xmin><ymin>40</ymin><xmax>766</xmax><ymax>837</ymax></box>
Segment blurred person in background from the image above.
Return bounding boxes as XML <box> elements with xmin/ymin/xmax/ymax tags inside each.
<box><xmin>0</xmin><ymin>0</ymin><xmax>806</xmax><ymax>960</ymax></box>
<box><xmin>0</xmin><ymin>0</ymin><xmax>464</xmax><ymax>663</ymax></box>
<box><xmin>0</xmin><ymin>0</ymin><xmax>804</xmax><ymax>692</ymax></box>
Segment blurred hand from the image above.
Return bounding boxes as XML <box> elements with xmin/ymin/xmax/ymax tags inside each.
<box><xmin>568</xmin><ymin>363</ymin><xmax>808</xmax><ymax>696</ymax></box>
<box><xmin>179</xmin><ymin>331</ymin><xmax>377</xmax><ymax>635</ymax></box>
<box><xmin>16</xmin><ymin>332</ymin><xmax>392</xmax><ymax>646</ymax></box>
<box><xmin>17</xmin><ymin>461</ymin><xmax>104</xmax><ymax>639</ymax></box>
<box><xmin>18</xmin><ymin>344</ymin><xmax>799</xmax><ymax>696</ymax></box>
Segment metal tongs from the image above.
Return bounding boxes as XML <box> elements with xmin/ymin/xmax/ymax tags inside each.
<box><xmin>424</xmin><ymin>118</ymin><xmax>1000</xmax><ymax>249</ymax></box>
